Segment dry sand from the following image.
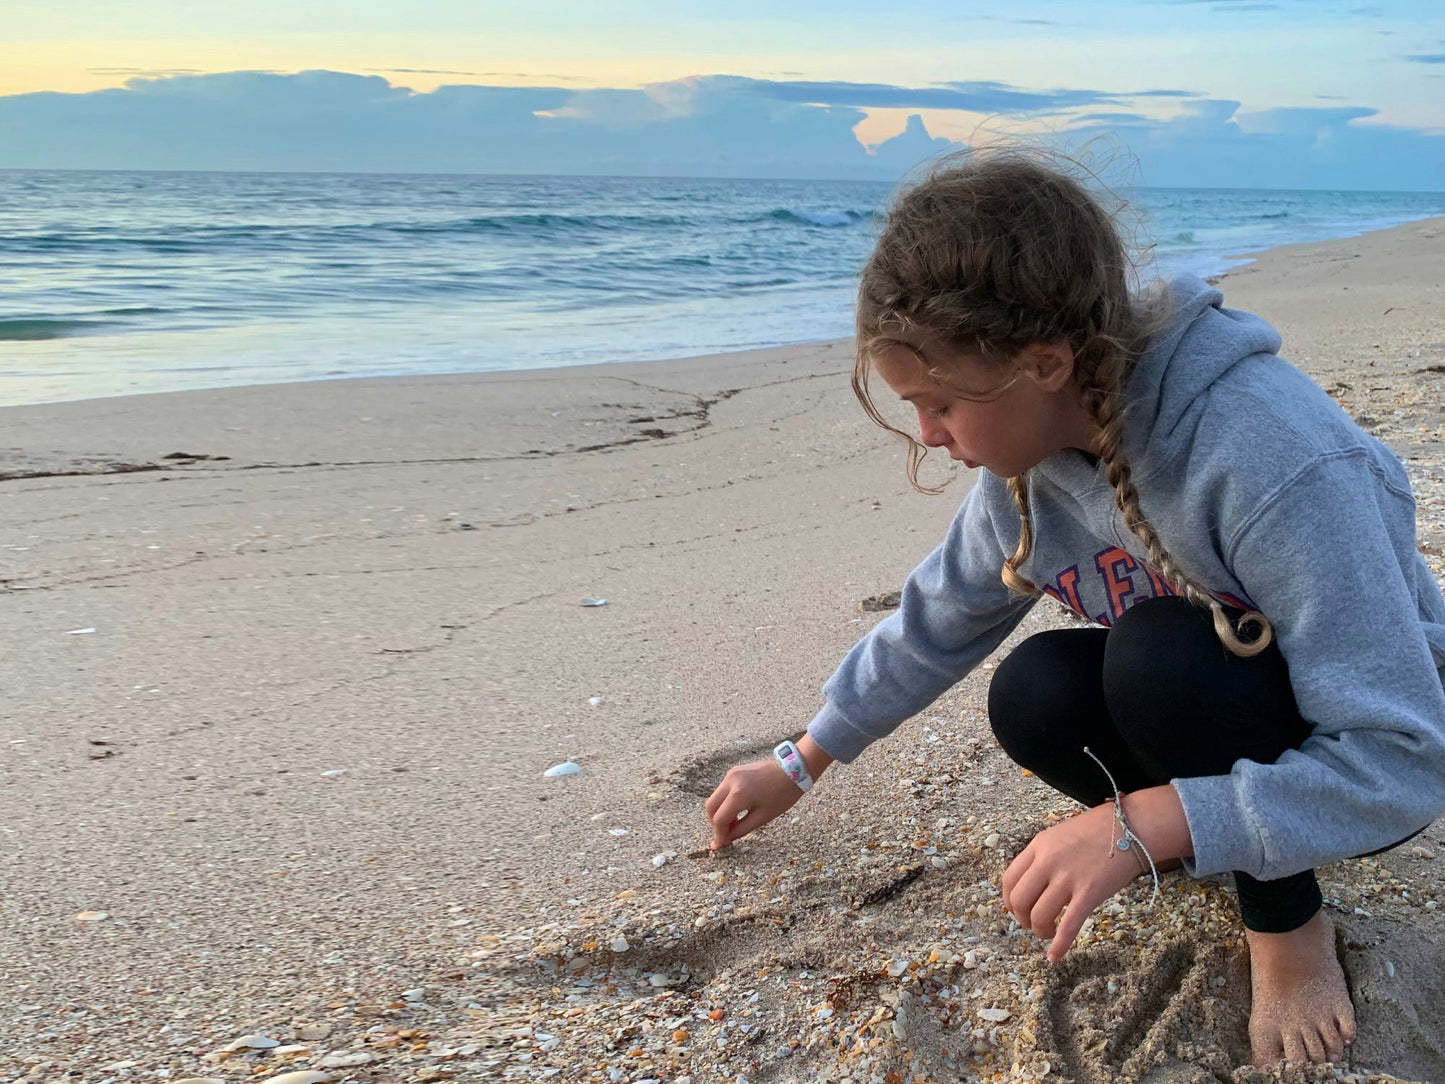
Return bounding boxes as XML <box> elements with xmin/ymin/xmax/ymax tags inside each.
<box><xmin>1</xmin><ymin>218</ymin><xmax>1444</xmax><ymax>1084</ymax></box>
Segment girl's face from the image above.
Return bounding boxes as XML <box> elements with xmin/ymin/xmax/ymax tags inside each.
<box><xmin>872</xmin><ymin>340</ymin><xmax>1084</xmax><ymax>478</ymax></box>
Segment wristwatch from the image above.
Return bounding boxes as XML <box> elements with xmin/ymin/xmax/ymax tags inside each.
<box><xmin>774</xmin><ymin>739</ymin><xmax>814</xmax><ymax>793</ymax></box>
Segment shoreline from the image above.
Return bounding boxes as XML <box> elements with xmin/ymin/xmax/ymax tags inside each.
<box><xmin>1</xmin><ymin>215</ymin><xmax>1443</xmax><ymax>1081</ymax></box>
<box><xmin>3</xmin><ymin>212</ymin><xmax>1443</xmax><ymax>414</ymax></box>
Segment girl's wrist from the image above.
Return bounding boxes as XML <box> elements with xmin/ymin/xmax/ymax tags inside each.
<box><xmin>797</xmin><ymin>733</ymin><xmax>834</xmax><ymax>780</ymax></box>
<box><xmin>1120</xmin><ymin>784</ymin><xmax>1194</xmax><ymax>862</ymax></box>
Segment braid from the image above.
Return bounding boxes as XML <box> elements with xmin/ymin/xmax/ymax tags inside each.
<box><xmin>1002</xmin><ymin>474</ymin><xmax>1040</xmax><ymax>595</ymax></box>
<box><xmin>1080</xmin><ymin>371</ymin><xmax>1273</xmax><ymax>657</ymax></box>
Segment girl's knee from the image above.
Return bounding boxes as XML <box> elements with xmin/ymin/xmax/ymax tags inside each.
<box><xmin>988</xmin><ymin>629</ymin><xmax>1104</xmax><ymax>767</ymax></box>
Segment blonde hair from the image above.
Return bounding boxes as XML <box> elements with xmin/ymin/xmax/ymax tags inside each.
<box><xmin>853</xmin><ymin>144</ymin><xmax>1271</xmax><ymax>657</ymax></box>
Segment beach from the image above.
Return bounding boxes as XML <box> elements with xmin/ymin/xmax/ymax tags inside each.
<box><xmin>2</xmin><ymin>216</ymin><xmax>1444</xmax><ymax>1082</ymax></box>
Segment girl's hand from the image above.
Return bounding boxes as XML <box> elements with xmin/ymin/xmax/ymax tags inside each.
<box><xmin>704</xmin><ymin>760</ymin><xmax>804</xmax><ymax>850</ymax></box>
<box><xmin>1000</xmin><ymin>802</ymin><xmax>1144</xmax><ymax>964</ymax></box>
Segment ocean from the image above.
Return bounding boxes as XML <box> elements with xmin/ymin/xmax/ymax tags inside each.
<box><xmin>2</xmin><ymin>170</ymin><xmax>1443</xmax><ymax>408</ymax></box>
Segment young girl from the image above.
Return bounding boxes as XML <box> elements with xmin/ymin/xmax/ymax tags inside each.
<box><xmin>702</xmin><ymin>148</ymin><xmax>1445</xmax><ymax>1070</ymax></box>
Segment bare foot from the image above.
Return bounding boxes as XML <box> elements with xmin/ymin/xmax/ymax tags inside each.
<box><xmin>1245</xmin><ymin>909</ymin><xmax>1357</xmax><ymax>1067</ymax></box>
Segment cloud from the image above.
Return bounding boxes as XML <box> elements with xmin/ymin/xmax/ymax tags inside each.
<box><xmin>365</xmin><ymin>68</ymin><xmax>486</xmax><ymax>76</ymax></box>
<box><xmin>87</xmin><ymin>67</ymin><xmax>205</xmax><ymax>77</ymax></box>
<box><xmin>723</xmin><ymin>77</ymin><xmax>1199</xmax><ymax>113</ymax></box>
<box><xmin>1</xmin><ymin>68</ymin><xmax>1442</xmax><ymax>189</ymax></box>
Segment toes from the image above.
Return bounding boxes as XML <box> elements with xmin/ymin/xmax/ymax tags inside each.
<box><xmin>1319</xmin><ymin>1020</ymin><xmax>1346</xmax><ymax>1062</ymax></box>
<box><xmin>1337</xmin><ymin>1007</ymin><xmax>1358</xmax><ymax>1045</ymax></box>
<box><xmin>1250</xmin><ymin>1022</ymin><xmax>1284</xmax><ymax>1069</ymax></box>
<box><xmin>1282</xmin><ymin>1031</ymin><xmax>1308</xmax><ymax>1065</ymax></box>
<box><xmin>1300</xmin><ymin>1027</ymin><xmax>1327</xmax><ymax>1064</ymax></box>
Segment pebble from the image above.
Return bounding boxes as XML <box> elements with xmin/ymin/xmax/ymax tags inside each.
<box><xmin>580</xmin><ymin>598</ymin><xmax>608</xmax><ymax>606</ymax></box>
<box><xmin>977</xmin><ymin>1007</ymin><xmax>1011</xmax><ymax>1023</ymax></box>
<box><xmin>73</xmin><ymin>910</ymin><xmax>109</xmax><ymax>921</ymax></box>
<box><xmin>298</xmin><ymin>1024</ymin><xmax>332</xmax><ymax>1041</ymax></box>
<box><xmin>611</xmin><ymin>936</ymin><xmax>630</xmax><ymax>952</ymax></box>
<box><xmin>589</xmin><ymin>696</ymin><xmax>604</xmax><ymax>706</ymax></box>
<box><xmin>544</xmin><ymin>761</ymin><xmax>582</xmax><ymax>777</ymax></box>
<box><xmin>318</xmin><ymin>1051</ymin><xmax>373</xmax><ymax>1068</ymax></box>
<box><xmin>1412</xmin><ymin>845</ymin><xmax>1436</xmax><ymax>859</ymax></box>
<box><xmin>173</xmin><ymin>1079</ymin><xmax>226</xmax><ymax>1084</ymax></box>
<box><xmin>608</xmin><ymin>828</ymin><xmax>629</xmax><ymax>836</ymax></box>
<box><xmin>983</xmin><ymin>832</ymin><xmax>1001</xmax><ymax>849</ymax></box>
<box><xmin>262</xmin><ymin>1074</ymin><xmax>333</xmax><ymax>1084</ymax></box>
<box><xmin>320</xmin><ymin>769</ymin><xmax>346</xmax><ymax>777</ymax></box>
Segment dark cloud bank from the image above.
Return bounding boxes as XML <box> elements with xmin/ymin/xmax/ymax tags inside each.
<box><xmin>1</xmin><ymin>69</ymin><xmax>1442</xmax><ymax>189</ymax></box>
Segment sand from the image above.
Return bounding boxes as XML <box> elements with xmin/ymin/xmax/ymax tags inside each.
<box><xmin>1</xmin><ymin>217</ymin><xmax>1443</xmax><ymax>1084</ymax></box>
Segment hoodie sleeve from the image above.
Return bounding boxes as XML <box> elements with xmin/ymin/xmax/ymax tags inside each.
<box><xmin>807</xmin><ymin>474</ymin><xmax>1039</xmax><ymax>764</ymax></box>
<box><xmin>1171</xmin><ymin>450</ymin><xmax>1445</xmax><ymax>881</ymax></box>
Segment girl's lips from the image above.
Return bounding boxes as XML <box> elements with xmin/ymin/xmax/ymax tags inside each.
<box><xmin>963</xmin><ymin>458</ymin><xmax>979</xmax><ymax>469</ymax></box>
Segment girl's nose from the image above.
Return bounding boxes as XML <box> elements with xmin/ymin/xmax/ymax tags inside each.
<box><xmin>917</xmin><ymin>413</ymin><xmax>950</xmax><ymax>448</ymax></box>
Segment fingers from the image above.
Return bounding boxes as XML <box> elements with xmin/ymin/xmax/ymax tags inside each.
<box><xmin>1047</xmin><ymin>894</ymin><xmax>1095</xmax><ymax>964</ymax></box>
<box><xmin>1000</xmin><ymin>845</ymin><xmax>1034</xmax><ymax>914</ymax></box>
<box><xmin>709</xmin><ymin>791</ymin><xmax>747</xmax><ymax>850</ymax></box>
<box><xmin>1005</xmin><ymin>863</ymin><xmax>1047</xmax><ymax>931</ymax></box>
<box><xmin>1028</xmin><ymin>882</ymin><xmax>1072</xmax><ymax>943</ymax></box>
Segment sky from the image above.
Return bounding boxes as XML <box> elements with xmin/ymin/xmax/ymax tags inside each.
<box><xmin>2</xmin><ymin>0</ymin><xmax>1443</xmax><ymax>187</ymax></box>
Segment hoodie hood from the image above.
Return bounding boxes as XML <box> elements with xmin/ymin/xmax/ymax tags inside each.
<box><xmin>1121</xmin><ymin>273</ymin><xmax>1284</xmax><ymax>467</ymax></box>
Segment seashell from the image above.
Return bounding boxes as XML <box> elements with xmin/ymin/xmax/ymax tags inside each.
<box><xmin>580</xmin><ymin>598</ymin><xmax>608</xmax><ymax>607</ymax></box>
<box><xmin>261</xmin><ymin>1074</ymin><xmax>334</xmax><ymax>1084</ymax></box>
<box><xmin>977</xmin><ymin>1007</ymin><xmax>1011</xmax><ymax>1023</ymax></box>
<box><xmin>544</xmin><ymin>761</ymin><xmax>581</xmax><ymax>777</ymax></box>
<box><xmin>73</xmin><ymin>911</ymin><xmax>109</xmax><ymax>922</ymax></box>
<box><xmin>225</xmin><ymin>1034</ymin><xmax>280</xmax><ymax>1051</ymax></box>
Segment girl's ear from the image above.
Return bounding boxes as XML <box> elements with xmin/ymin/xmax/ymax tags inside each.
<box><xmin>1021</xmin><ymin>340</ymin><xmax>1076</xmax><ymax>391</ymax></box>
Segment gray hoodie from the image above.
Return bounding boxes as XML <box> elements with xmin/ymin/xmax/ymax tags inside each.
<box><xmin>808</xmin><ymin>273</ymin><xmax>1445</xmax><ymax>882</ymax></box>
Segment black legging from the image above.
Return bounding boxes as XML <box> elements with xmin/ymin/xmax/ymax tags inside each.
<box><xmin>988</xmin><ymin>594</ymin><xmax>1416</xmax><ymax>933</ymax></box>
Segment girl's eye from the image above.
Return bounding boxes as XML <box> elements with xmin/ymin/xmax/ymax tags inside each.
<box><xmin>926</xmin><ymin>405</ymin><xmax>950</xmax><ymax>419</ymax></box>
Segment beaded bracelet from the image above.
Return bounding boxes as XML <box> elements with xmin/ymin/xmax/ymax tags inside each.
<box><xmin>1082</xmin><ymin>746</ymin><xmax>1160</xmax><ymax>908</ymax></box>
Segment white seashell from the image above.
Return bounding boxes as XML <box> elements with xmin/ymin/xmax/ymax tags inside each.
<box><xmin>298</xmin><ymin>1024</ymin><xmax>331</xmax><ymax>1041</ymax></box>
<box><xmin>73</xmin><ymin>911</ymin><xmax>109</xmax><ymax>922</ymax></box>
<box><xmin>611</xmin><ymin>936</ymin><xmax>630</xmax><ymax>952</ymax></box>
<box><xmin>977</xmin><ymin>1007</ymin><xmax>1011</xmax><ymax>1023</ymax></box>
<box><xmin>225</xmin><ymin>1034</ymin><xmax>280</xmax><ymax>1051</ymax></box>
<box><xmin>608</xmin><ymin>828</ymin><xmax>628</xmax><ymax>836</ymax></box>
<box><xmin>66</xmin><ymin>627</ymin><xmax>97</xmax><ymax>634</ymax></box>
<box><xmin>320</xmin><ymin>769</ymin><xmax>346</xmax><ymax>777</ymax></box>
<box><xmin>885</xmin><ymin>959</ymin><xmax>908</xmax><ymax>977</ymax></box>
<box><xmin>269</xmin><ymin>1044</ymin><xmax>310</xmax><ymax>1055</ymax></box>
<box><xmin>983</xmin><ymin>832</ymin><xmax>1001</xmax><ymax>849</ymax></box>
<box><xmin>653</xmin><ymin>854</ymin><xmax>669</xmax><ymax>867</ymax></box>
<box><xmin>261</xmin><ymin>1074</ymin><xmax>334</xmax><ymax>1084</ymax></box>
<box><xmin>173</xmin><ymin>1079</ymin><xmax>228</xmax><ymax>1084</ymax></box>
<box><xmin>580</xmin><ymin>598</ymin><xmax>609</xmax><ymax>606</ymax></box>
<box><xmin>588</xmin><ymin>696</ymin><xmax>603</xmax><ymax>706</ymax></box>
<box><xmin>544</xmin><ymin>761</ymin><xmax>581</xmax><ymax>777</ymax></box>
